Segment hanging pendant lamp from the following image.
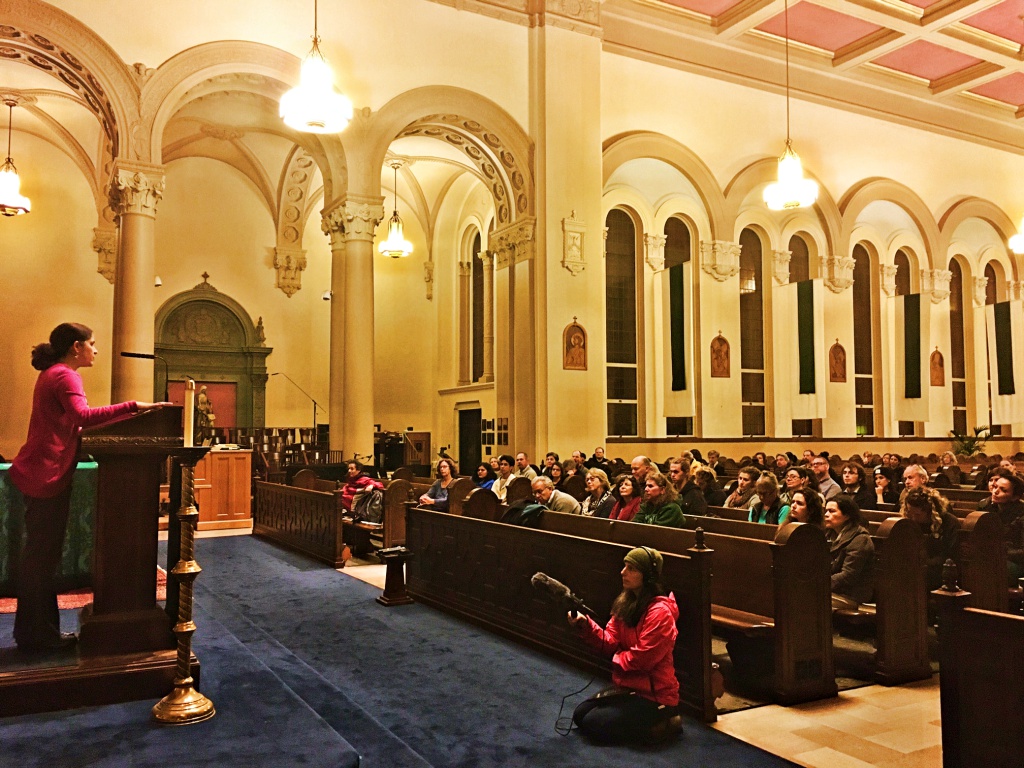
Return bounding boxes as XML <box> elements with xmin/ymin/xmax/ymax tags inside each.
<box><xmin>763</xmin><ymin>0</ymin><xmax>818</xmax><ymax>211</ymax></box>
<box><xmin>1010</xmin><ymin>218</ymin><xmax>1024</xmax><ymax>254</ymax></box>
<box><xmin>0</xmin><ymin>100</ymin><xmax>31</xmax><ymax>217</ymax></box>
<box><xmin>279</xmin><ymin>0</ymin><xmax>353</xmax><ymax>133</ymax></box>
<box><xmin>379</xmin><ymin>160</ymin><xmax>413</xmax><ymax>258</ymax></box>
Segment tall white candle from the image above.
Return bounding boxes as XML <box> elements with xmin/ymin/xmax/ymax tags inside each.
<box><xmin>184</xmin><ymin>378</ymin><xmax>195</xmax><ymax>446</ymax></box>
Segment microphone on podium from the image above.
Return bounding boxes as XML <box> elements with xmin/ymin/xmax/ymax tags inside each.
<box><xmin>120</xmin><ymin>351</ymin><xmax>170</xmax><ymax>402</ymax></box>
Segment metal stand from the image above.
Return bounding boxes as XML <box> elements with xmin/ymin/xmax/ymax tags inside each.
<box><xmin>153</xmin><ymin>448</ymin><xmax>216</xmax><ymax>724</ymax></box>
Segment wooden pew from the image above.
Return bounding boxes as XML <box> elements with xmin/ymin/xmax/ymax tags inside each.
<box><xmin>934</xmin><ymin>582</ymin><xmax>1024</xmax><ymax>768</ymax></box>
<box><xmin>533</xmin><ymin>514</ymin><xmax>836</xmax><ymax>705</ymax></box>
<box><xmin>403</xmin><ymin>506</ymin><xmax>717</xmax><ymax>722</ymax></box>
<box><xmin>956</xmin><ymin>510</ymin><xmax>1008</xmax><ymax>612</ymax></box>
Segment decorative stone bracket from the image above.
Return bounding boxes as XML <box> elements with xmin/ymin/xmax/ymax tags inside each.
<box><xmin>699</xmin><ymin>240</ymin><xmax>741</xmax><ymax>282</ymax></box>
<box><xmin>492</xmin><ymin>217</ymin><xmax>536</xmax><ymax>270</ymax></box>
<box><xmin>562</xmin><ymin>211</ymin><xmax>586</xmax><ymax>276</ymax></box>
<box><xmin>921</xmin><ymin>269</ymin><xmax>952</xmax><ymax>304</ymax></box>
<box><xmin>93</xmin><ymin>227</ymin><xmax>117</xmax><ymax>285</ymax></box>
<box><xmin>273</xmin><ymin>247</ymin><xmax>307</xmax><ymax>298</ymax></box>
<box><xmin>1008</xmin><ymin>280</ymin><xmax>1024</xmax><ymax>302</ymax></box>
<box><xmin>645</xmin><ymin>233</ymin><xmax>667</xmax><ymax>272</ymax></box>
<box><xmin>880</xmin><ymin>264</ymin><xmax>899</xmax><ymax>298</ymax></box>
<box><xmin>822</xmin><ymin>253</ymin><xmax>855</xmax><ymax>294</ymax></box>
<box><xmin>772</xmin><ymin>249</ymin><xmax>791</xmax><ymax>286</ymax></box>
<box><xmin>972</xmin><ymin>276</ymin><xmax>988</xmax><ymax>308</ymax></box>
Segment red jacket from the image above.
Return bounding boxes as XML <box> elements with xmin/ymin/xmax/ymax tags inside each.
<box><xmin>10</xmin><ymin>364</ymin><xmax>137</xmax><ymax>498</ymax></box>
<box><xmin>340</xmin><ymin>474</ymin><xmax>384</xmax><ymax>511</ymax></box>
<box><xmin>609</xmin><ymin>496</ymin><xmax>640</xmax><ymax>522</ymax></box>
<box><xmin>578</xmin><ymin>593</ymin><xmax>680</xmax><ymax>706</ymax></box>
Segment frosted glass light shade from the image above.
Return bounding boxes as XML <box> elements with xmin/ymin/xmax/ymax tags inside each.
<box><xmin>0</xmin><ymin>158</ymin><xmax>30</xmax><ymax>216</ymax></box>
<box><xmin>378</xmin><ymin>213</ymin><xmax>413</xmax><ymax>258</ymax></box>
<box><xmin>280</xmin><ymin>49</ymin><xmax>353</xmax><ymax>134</ymax></box>
<box><xmin>763</xmin><ymin>144</ymin><xmax>818</xmax><ymax>211</ymax></box>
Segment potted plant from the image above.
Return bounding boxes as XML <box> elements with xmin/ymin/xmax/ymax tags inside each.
<box><xmin>949</xmin><ymin>426</ymin><xmax>990</xmax><ymax>458</ymax></box>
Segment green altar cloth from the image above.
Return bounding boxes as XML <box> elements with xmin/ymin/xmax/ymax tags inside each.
<box><xmin>0</xmin><ymin>461</ymin><xmax>97</xmax><ymax>597</ymax></box>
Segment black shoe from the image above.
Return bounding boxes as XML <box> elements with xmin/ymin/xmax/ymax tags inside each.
<box><xmin>17</xmin><ymin>632</ymin><xmax>78</xmax><ymax>653</ymax></box>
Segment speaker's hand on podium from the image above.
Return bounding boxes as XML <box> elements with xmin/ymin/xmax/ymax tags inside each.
<box><xmin>137</xmin><ymin>401</ymin><xmax>173</xmax><ymax>411</ymax></box>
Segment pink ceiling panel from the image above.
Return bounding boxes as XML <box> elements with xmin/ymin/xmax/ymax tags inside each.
<box><xmin>655</xmin><ymin>0</ymin><xmax>748</xmax><ymax>17</ymax></box>
<box><xmin>756</xmin><ymin>2</ymin><xmax>884</xmax><ymax>53</ymax></box>
<box><xmin>963</xmin><ymin>0</ymin><xmax>1024</xmax><ymax>47</ymax></box>
<box><xmin>970</xmin><ymin>72</ymin><xmax>1024</xmax><ymax>106</ymax></box>
<box><xmin>872</xmin><ymin>39</ymin><xmax>984</xmax><ymax>81</ymax></box>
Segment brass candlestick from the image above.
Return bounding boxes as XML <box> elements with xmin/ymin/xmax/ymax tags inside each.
<box><xmin>153</xmin><ymin>449</ymin><xmax>215</xmax><ymax>724</ymax></box>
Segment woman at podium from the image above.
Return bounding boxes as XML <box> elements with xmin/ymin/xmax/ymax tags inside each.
<box><xmin>9</xmin><ymin>322</ymin><xmax>168</xmax><ymax>653</ymax></box>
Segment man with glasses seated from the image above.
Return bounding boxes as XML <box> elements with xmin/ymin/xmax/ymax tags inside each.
<box><xmin>811</xmin><ymin>455</ymin><xmax>841</xmax><ymax>501</ymax></box>
<box><xmin>531</xmin><ymin>475</ymin><xmax>581</xmax><ymax>514</ymax></box>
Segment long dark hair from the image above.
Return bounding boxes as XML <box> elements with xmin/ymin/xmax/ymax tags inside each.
<box><xmin>31</xmin><ymin>322</ymin><xmax>92</xmax><ymax>371</ymax></box>
<box><xmin>611</xmin><ymin>578</ymin><xmax>667</xmax><ymax>628</ymax></box>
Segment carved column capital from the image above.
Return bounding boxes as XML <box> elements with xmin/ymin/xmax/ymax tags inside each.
<box><xmin>822</xmin><ymin>253</ymin><xmax>855</xmax><ymax>293</ymax></box>
<box><xmin>1008</xmin><ymin>280</ymin><xmax>1024</xmax><ymax>302</ymax></box>
<box><xmin>108</xmin><ymin>161</ymin><xmax>165</xmax><ymax>219</ymax></box>
<box><xmin>772</xmin><ymin>249</ymin><xmax>791</xmax><ymax>285</ymax></box>
<box><xmin>343</xmin><ymin>197</ymin><xmax>386</xmax><ymax>243</ymax></box>
<box><xmin>699</xmin><ymin>240</ymin><xmax>741</xmax><ymax>282</ymax></box>
<box><xmin>457</xmin><ymin>261</ymin><xmax>472</xmax><ymax>277</ymax></box>
<box><xmin>973</xmin><ymin>276</ymin><xmax>989</xmax><ymax>307</ymax></box>
<box><xmin>93</xmin><ymin>227</ymin><xmax>118</xmax><ymax>285</ymax></box>
<box><xmin>922</xmin><ymin>268</ymin><xmax>953</xmax><ymax>304</ymax></box>
<box><xmin>272</xmin><ymin>247</ymin><xmax>307</xmax><ymax>297</ymax></box>
<box><xmin>644</xmin><ymin>233</ymin><xmax>667</xmax><ymax>272</ymax></box>
<box><xmin>320</xmin><ymin>206</ymin><xmax>347</xmax><ymax>250</ymax></box>
<box><xmin>477</xmin><ymin>249</ymin><xmax>494</xmax><ymax>268</ymax></box>
<box><xmin>492</xmin><ymin>217</ymin><xmax>536</xmax><ymax>270</ymax></box>
<box><xmin>880</xmin><ymin>264</ymin><xmax>899</xmax><ymax>298</ymax></box>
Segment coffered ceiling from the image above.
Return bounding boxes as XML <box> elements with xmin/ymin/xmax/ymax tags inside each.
<box><xmin>601</xmin><ymin>0</ymin><xmax>1024</xmax><ymax>151</ymax></box>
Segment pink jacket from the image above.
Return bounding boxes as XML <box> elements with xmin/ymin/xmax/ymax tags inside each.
<box><xmin>10</xmin><ymin>364</ymin><xmax>137</xmax><ymax>498</ymax></box>
<box><xmin>340</xmin><ymin>474</ymin><xmax>384</xmax><ymax>511</ymax></box>
<box><xmin>578</xmin><ymin>593</ymin><xmax>680</xmax><ymax>706</ymax></box>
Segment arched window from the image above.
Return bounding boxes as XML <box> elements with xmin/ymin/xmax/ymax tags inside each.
<box><xmin>739</xmin><ymin>228</ymin><xmax>765</xmax><ymax>436</ymax></box>
<box><xmin>664</xmin><ymin>217</ymin><xmax>692</xmax><ymax>436</ymax></box>
<box><xmin>788</xmin><ymin>235</ymin><xmax>810</xmax><ymax>283</ymax></box>
<box><xmin>605</xmin><ymin>209</ymin><xmax>639</xmax><ymax>437</ymax></box>
<box><xmin>948</xmin><ymin>259</ymin><xmax>967</xmax><ymax>436</ymax></box>
<box><xmin>852</xmin><ymin>244</ymin><xmax>875</xmax><ymax>436</ymax></box>
<box><xmin>894</xmin><ymin>249</ymin><xmax>912</xmax><ymax>296</ymax></box>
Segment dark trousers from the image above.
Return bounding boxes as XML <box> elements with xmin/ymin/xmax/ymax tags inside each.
<box><xmin>14</xmin><ymin>485</ymin><xmax>73</xmax><ymax>648</ymax></box>
<box><xmin>573</xmin><ymin>690</ymin><xmax>673</xmax><ymax>745</ymax></box>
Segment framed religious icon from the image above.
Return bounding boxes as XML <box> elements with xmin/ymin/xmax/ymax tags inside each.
<box><xmin>563</xmin><ymin>320</ymin><xmax>587</xmax><ymax>370</ymax></box>
<box><xmin>829</xmin><ymin>341</ymin><xmax>847</xmax><ymax>383</ymax></box>
<box><xmin>710</xmin><ymin>334</ymin><xmax>730</xmax><ymax>378</ymax></box>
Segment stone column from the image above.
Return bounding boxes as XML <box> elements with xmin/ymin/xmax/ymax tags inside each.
<box><xmin>108</xmin><ymin>161</ymin><xmax>164</xmax><ymax>404</ymax></box>
<box><xmin>340</xmin><ymin>197</ymin><xmax>384</xmax><ymax>461</ymax></box>
<box><xmin>458</xmin><ymin>261</ymin><xmax>472</xmax><ymax>385</ymax></box>
<box><xmin>479</xmin><ymin>250</ymin><xmax>495</xmax><ymax>383</ymax></box>
<box><xmin>321</xmin><ymin>207</ymin><xmax>347</xmax><ymax>451</ymax></box>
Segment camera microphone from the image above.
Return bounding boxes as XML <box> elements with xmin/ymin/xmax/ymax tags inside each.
<box><xmin>531</xmin><ymin>572</ymin><xmax>596</xmax><ymax>618</ymax></box>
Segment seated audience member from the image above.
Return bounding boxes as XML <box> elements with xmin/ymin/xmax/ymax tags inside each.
<box><xmin>725</xmin><ymin>467</ymin><xmax>759</xmax><ymax>510</ymax></box>
<box><xmin>609</xmin><ymin>475</ymin><xmax>643</xmax><ymax>522</ymax></box>
<box><xmin>779</xmin><ymin>466</ymin><xmax>810</xmax><ymax>506</ymax></box>
<box><xmin>870</xmin><ymin>467</ymin><xmax>899</xmax><ymax>508</ymax></box>
<box><xmin>811</xmin><ymin>455</ymin><xmax>841</xmax><ymax>501</ymax></box>
<box><xmin>514</xmin><ymin>452</ymin><xmax>538</xmax><ymax>480</ymax></box>
<box><xmin>419</xmin><ymin>458</ymin><xmax>457</xmax><ymax>511</ymax></box>
<box><xmin>800</xmin><ymin>449</ymin><xmax>815</xmax><ymax>466</ymax></box>
<box><xmin>667</xmin><ymin>458</ymin><xmax>707</xmax><ymax>517</ymax></box>
<box><xmin>571</xmin><ymin>450</ymin><xmax>587</xmax><ymax>474</ymax></box>
<box><xmin>978</xmin><ymin>469</ymin><xmax>1024</xmax><ymax>585</ymax></box>
<box><xmin>475</xmin><ymin>462</ymin><xmax>497</xmax><ymax>490</ymax></box>
<box><xmin>705</xmin><ymin>449</ymin><xmax>726</xmax><ymax>478</ymax></box>
<box><xmin>999</xmin><ymin>457</ymin><xmax>1017</xmax><ymax>472</ymax></box>
<box><xmin>774</xmin><ymin>452</ymin><xmax>792</xmax><ymax>480</ymax></box>
<box><xmin>788</xmin><ymin>488</ymin><xmax>824</xmax><ymax>529</ymax></box>
<box><xmin>750</xmin><ymin>451</ymin><xmax>770</xmax><ymax>472</ymax></box>
<box><xmin>569</xmin><ymin>547</ymin><xmax>681</xmax><ymax>745</ymax></box>
<box><xmin>532</xmin><ymin>475</ymin><xmax>581</xmax><ymax>514</ymax></box>
<box><xmin>541</xmin><ymin>452</ymin><xmax>560</xmax><ymax>479</ymax></box>
<box><xmin>825</xmin><ymin>494</ymin><xmax>875</xmax><ymax>610</ymax></box>
<box><xmin>902</xmin><ymin>487</ymin><xmax>960</xmax><ymax>590</ymax></box>
<box><xmin>840</xmin><ymin>463</ymin><xmax>874</xmax><ymax>511</ymax></box>
<box><xmin>897</xmin><ymin>465</ymin><xmax>929</xmax><ymax>512</ymax></box>
<box><xmin>693</xmin><ymin>466</ymin><xmax>726</xmax><ymax>509</ymax></box>
<box><xmin>492</xmin><ymin>454</ymin><xmax>515</xmax><ymax>502</ymax></box>
<box><xmin>938</xmin><ymin>451</ymin><xmax>963</xmax><ymax>485</ymax></box>
<box><xmin>885</xmin><ymin>453</ymin><xmax>903</xmax><ymax>474</ymax></box>
<box><xmin>585</xmin><ymin>446</ymin><xmax>612</xmax><ymax>471</ymax></box>
<box><xmin>630</xmin><ymin>456</ymin><xmax>656</xmax><ymax>484</ymax></box>
<box><xmin>581</xmin><ymin>468</ymin><xmax>616</xmax><ymax>518</ymax></box>
<box><xmin>340</xmin><ymin>460</ymin><xmax>384</xmax><ymax>511</ymax></box>
<box><xmin>561</xmin><ymin>458</ymin><xmax>578</xmax><ymax>478</ymax></box>
<box><xmin>633</xmin><ymin>473</ymin><xmax>685</xmax><ymax>528</ymax></box>
<box><xmin>979</xmin><ymin>466</ymin><xmax>1016</xmax><ymax>505</ymax></box>
<box><xmin>748</xmin><ymin>473</ymin><xmax>790</xmax><ymax>525</ymax></box>
<box><xmin>489</xmin><ymin>456</ymin><xmax>500</xmax><ymax>472</ymax></box>
<box><xmin>548</xmin><ymin>460</ymin><xmax>566</xmax><ymax>490</ymax></box>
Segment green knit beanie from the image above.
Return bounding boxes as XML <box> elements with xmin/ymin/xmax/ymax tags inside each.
<box><xmin>624</xmin><ymin>547</ymin><xmax>663</xmax><ymax>581</ymax></box>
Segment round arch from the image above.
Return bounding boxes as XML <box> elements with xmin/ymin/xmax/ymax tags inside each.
<box><xmin>938</xmin><ymin>197</ymin><xmax>1019</xmax><ymax>280</ymax></box>
<box><xmin>602</xmin><ymin>188</ymin><xmax>655</xmax><ymax>234</ymax></box>
<box><xmin>602</xmin><ymin>131</ymin><xmax>727</xmax><ymax>242</ymax></box>
<box><xmin>653</xmin><ymin>197</ymin><xmax>713</xmax><ymax>244</ymax></box>
<box><xmin>839</xmin><ymin>178</ymin><xmax>941</xmax><ymax>270</ymax></box>
<box><xmin>723</xmin><ymin>157</ymin><xmax>842</xmax><ymax>255</ymax></box>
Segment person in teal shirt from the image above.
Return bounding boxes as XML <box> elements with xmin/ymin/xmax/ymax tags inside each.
<box><xmin>633</xmin><ymin>472</ymin><xmax>684</xmax><ymax>528</ymax></box>
<box><xmin>748</xmin><ymin>472</ymin><xmax>790</xmax><ymax>525</ymax></box>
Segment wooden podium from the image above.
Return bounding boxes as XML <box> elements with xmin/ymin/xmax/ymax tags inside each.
<box><xmin>0</xmin><ymin>406</ymin><xmax>201</xmax><ymax>717</ymax></box>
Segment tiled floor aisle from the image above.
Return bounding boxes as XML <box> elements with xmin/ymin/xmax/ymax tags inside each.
<box><xmin>338</xmin><ymin>559</ymin><xmax>944</xmax><ymax>768</ymax></box>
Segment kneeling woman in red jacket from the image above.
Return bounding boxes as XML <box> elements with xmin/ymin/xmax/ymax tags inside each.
<box><xmin>568</xmin><ymin>546</ymin><xmax>681</xmax><ymax>744</ymax></box>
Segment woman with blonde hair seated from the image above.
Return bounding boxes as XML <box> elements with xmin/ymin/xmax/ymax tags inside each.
<box><xmin>581</xmin><ymin>468</ymin><xmax>616</xmax><ymax>518</ymax></box>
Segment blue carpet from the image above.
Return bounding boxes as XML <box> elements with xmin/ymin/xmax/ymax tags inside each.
<box><xmin>0</xmin><ymin>535</ymin><xmax>799</xmax><ymax>767</ymax></box>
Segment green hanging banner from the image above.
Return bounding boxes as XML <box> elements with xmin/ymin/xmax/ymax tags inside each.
<box><xmin>669</xmin><ymin>264</ymin><xmax>686</xmax><ymax>391</ymax></box>
<box><xmin>797</xmin><ymin>280</ymin><xmax>815</xmax><ymax>395</ymax></box>
<box><xmin>994</xmin><ymin>301</ymin><xmax>1015</xmax><ymax>396</ymax></box>
<box><xmin>904</xmin><ymin>293</ymin><xmax>921</xmax><ymax>399</ymax></box>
